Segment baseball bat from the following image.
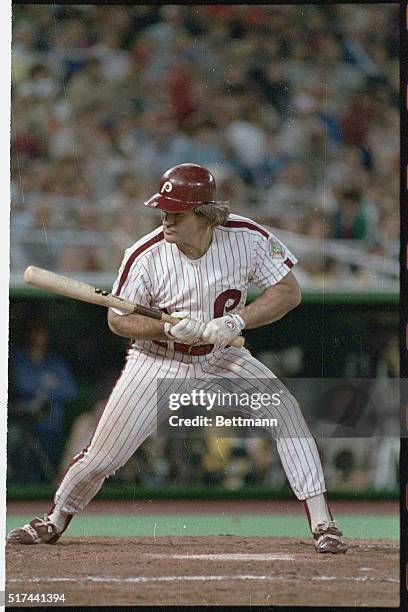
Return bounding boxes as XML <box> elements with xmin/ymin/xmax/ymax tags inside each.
<box><xmin>23</xmin><ymin>266</ymin><xmax>245</xmax><ymax>348</ymax></box>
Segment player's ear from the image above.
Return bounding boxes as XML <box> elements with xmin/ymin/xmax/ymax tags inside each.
<box><xmin>194</xmin><ymin>209</ymin><xmax>211</xmax><ymax>227</ymax></box>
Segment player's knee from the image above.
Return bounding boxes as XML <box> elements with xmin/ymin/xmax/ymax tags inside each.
<box><xmin>69</xmin><ymin>450</ymin><xmax>121</xmax><ymax>481</ymax></box>
<box><xmin>279</xmin><ymin>396</ymin><xmax>311</xmax><ymax>435</ymax></box>
<box><xmin>88</xmin><ymin>458</ymin><xmax>122</xmax><ymax>480</ymax></box>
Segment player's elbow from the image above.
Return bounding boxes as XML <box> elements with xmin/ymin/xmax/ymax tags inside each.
<box><xmin>292</xmin><ymin>285</ymin><xmax>302</xmax><ymax>309</ymax></box>
<box><xmin>284</xmin><ymin>284</ymin><xmax>301</xmax><ymax>314</ymax></box>
<box><xmin>285</xmin><ymin>274</ymin><xmax>302</xmax><ymax>311</ymax></box>
<box><xmin>276</xmin><ymin>271</ymin><xmax>302</xmax><ymax>313</ymax></box>
<box><xmin>107</xmin><ymin>309</ymin><xmax>116</xmax><ymax>332</ymax></box>
<box><xmin>107</xmin><ymin>309</ymin><xmax>126</xmax><ymax>337</ymax></box>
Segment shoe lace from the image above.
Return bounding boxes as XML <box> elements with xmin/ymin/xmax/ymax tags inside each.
<box><xmin>34</xmin><ymin>515</ymin><xmax>56</xmax><ymax>533</ymax></box>
<box><xmin>314</xmin><ymin>519</ymin><xmax>342</xmax><ymax>534</ymax></box>
<box><xmin>35</xmin><ymin>514</ymin><xmax>52</xmax><ymax>524</ymax></box>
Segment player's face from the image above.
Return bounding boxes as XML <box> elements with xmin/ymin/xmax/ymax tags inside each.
<box><xmin>161</xmin><ymin>210</ymin><xmax>203</xmax><ymax>244</ymax></box>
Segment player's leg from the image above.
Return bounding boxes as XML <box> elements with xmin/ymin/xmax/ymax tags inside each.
<box><xmin>197</xmin><ymin>347</ymin><xmax>347</xmax><ymax>553</ymax></box>
<box><xmin>7</xmin><ymin>349</ymin><xmax>188</xmax><ymax>544</ymax></box>
<box><xmin>198</xmin><ymin>348</ymin><xmax>327</xmax><ymax>498</ymax></box>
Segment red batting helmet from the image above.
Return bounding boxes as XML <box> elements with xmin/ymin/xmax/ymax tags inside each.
<box><xmin>144</xmin><ymin>163</ymin><xmax>218</xmax><ymax>212</ymax></box>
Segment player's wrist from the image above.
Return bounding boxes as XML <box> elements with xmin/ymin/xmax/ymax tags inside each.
<box><xmin>231</xmin><ymin>313</ymin><xmax>246</xmax><ymax>331</ymax></box>
<box><xmin>163</xmin><ymin>322</ymin><xmax>175</xmax><ymax>339</ymax></box>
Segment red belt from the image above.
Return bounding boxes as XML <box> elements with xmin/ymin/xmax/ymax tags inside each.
<box><xmin>153</xmin><ymin>340</ymin><xmax>214</xmax><ymax>356</ymax></box>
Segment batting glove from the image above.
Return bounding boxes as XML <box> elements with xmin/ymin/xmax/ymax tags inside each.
<box><xmin>201</xmin><ymin>314</ymin><xmax>245</xmax><ymax>350</ymax></box>
<box><xmin>164</xmin><ymin>311</ymin><xmax>206</xmax><ymax>345</ymax></box>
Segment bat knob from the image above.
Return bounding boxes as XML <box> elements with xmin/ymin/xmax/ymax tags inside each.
<box><xmin>23</xmin><ymin>265</ymin><xmax>36</xmax><ymax>284</ymax></box>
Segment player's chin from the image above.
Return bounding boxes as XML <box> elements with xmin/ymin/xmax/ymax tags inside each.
<box><xmin>163</xmin><ymin>230</ymin><xmax>178</xmax><ymax>243</ymax></box>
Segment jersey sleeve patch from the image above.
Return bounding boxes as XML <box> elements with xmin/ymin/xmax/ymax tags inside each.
<box><xmin>251</xmin><ymin>232</ymin><xmax>297</xmax><ymax>289</ymax></box>
<box><xmin>268</xmin><ymin>238</ymin><xmax>285</xmax><ymax>259</ymax></box>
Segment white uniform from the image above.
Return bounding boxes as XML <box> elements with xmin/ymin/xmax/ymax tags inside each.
<box><xmin>53</xmin><ymin>214</ymin><xmax>326</xmax><ymax>514</ymax></box>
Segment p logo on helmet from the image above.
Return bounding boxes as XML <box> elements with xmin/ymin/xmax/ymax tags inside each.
<box><xmin>161</xmin><ymin>181</ymin><xmax>173</xmax><ymax>194</ymax></box>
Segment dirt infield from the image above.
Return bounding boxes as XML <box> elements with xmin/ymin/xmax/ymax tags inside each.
<box><xmin>6</xmin><ymin>536</ymin><xmax>399</xmax><ymax>607</ymax></box>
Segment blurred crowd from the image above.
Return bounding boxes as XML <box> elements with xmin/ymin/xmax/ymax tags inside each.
<box><xmin>11</xmin><ymin>5</ymin><xmax>399</xmax><ymax>282</ymax></box>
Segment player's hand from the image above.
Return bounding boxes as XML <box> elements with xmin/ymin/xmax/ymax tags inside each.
<box><xmin>164</xmin><ymin>311</ymin><xmax>206</xmax><ymax>345</ymax></box>
<box><xmin>201</xmin><ymin>314</ymin><xmax>245</xmax><ymax>350</ymax></box>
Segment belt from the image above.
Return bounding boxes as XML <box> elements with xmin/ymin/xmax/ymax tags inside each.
<box><xmin>152</xmin><ymin>340</ymin><xmax>214</xmax><ymax>356</ymax></box>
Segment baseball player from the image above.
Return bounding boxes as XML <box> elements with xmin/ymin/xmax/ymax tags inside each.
<box><xmin>8</xmin><ymin>163</ymin><xmax>347</xmax><ymax>553</ymax></box>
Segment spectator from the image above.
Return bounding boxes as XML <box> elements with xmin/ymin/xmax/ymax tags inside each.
<box><xmin>186</xmin><ymin>120</ymin><xmax>225</xmax><ymax>166</ymax></box>
<box><xmin>58</xmin><ymin>400</ymin><xmax>104</xmax><ymax>478</ymax></box>
<box><xmin>100</xmin><ymin>172</ymin><xmax>149</xmax><ymax>214</ymax></box>
<box><xmin>9</xmin><ymin>316</ymin><xmax>77</xmax><ymax>482</ymax></box>
<box><xmin>253</xmin><ymin>128</ymin><xmax>291</xmax><ymax>191</ymax></box>
<box><xmin>12</xmin><ymin>19</ymin><xmax>43</xmax><ymax>85</ymax></box>
<box><xmin>17</xmin><ymin>63</ymin><xmax>59</xmax><ymax>100</ymax></box>
<box><xmin>224</xmin><ymin>106</ymin><xmax>267</xmax><ymax>175</ymax></box>
<box><xmin>378</xmin><ymin>210</ymin><xmax>399</xmax><ymax>260</ymax></box>
<box><xmin>263</xmin><ymin>160</ymin><xmax>316</xmax><ymax>229</ymax></box>
<box><xmin>66</xmin><ymin>58</ymin><xmax>113</xmax><ymax>111</ymax></box>
<box><xmin>330</xmin><ymin>187</ymin><xmax>375</xmax><ymax>241</ymax></box>
<box><xmin>340</xmin><ymin>89</ymin><xmax>375</xmax><ymax>148</ymax></box>
<box><xmin>136</xmin><ymin>111</ymin><xmax>193</xmax><ymax>179</ymax></box>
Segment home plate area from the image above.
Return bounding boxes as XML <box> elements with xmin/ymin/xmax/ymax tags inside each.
<box><xmin>6</xmin><ymin>536</ymin><xmax>399</xmax><ymax>606</ymax></box>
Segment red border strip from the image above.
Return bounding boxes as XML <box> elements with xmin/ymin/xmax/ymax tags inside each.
<box><xmin>226</xmin><ymin>220</ymin><xmax>269</xmax><ymax>239</ymax></box>
<box><xmin>115</xmin><ymin>231</ymin><xmax>164</xmax><ymax>296</ymax></box>
<box><xmin>226</xmin><ymin>221</ymin><xmax>294</xmax><ymax>267</ymax></box>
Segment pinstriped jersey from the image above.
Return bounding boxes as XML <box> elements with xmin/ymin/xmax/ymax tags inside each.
<box><xmin>111</xmin><ymin>213</ymin><xmax>297</xmax><ymax>351</ymax></box>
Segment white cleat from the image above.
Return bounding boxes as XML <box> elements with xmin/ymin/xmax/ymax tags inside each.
<box><xmin>7</xmin><ymin>515</ymin><xmax>61</xmax><ymax>545</ymax></box>
<box><xmin>313</xmin><ymin>520</ymin><xmax>348</xmax><ymax>554</ymax></box>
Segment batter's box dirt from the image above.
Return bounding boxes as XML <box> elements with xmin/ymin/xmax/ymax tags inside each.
<box><xmin>6</xmin><ymin>536</ymin><xmax>399</xmax><ymax>607</ymax></box>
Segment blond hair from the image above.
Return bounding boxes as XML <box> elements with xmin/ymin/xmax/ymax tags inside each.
<box><xmin>194</xmin><ymin>202</ymin><xmax>230</xmax><ymax>228</ymax></box>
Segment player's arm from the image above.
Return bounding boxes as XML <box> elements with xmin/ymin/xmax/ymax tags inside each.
<box><xmin>107</xmin><ymin>309</ymin><xmax>169</xmax><ymax>341</ymax></box>
<box><xmin>237</xmin><ymin>270</ymin><xmax>301</xmax><ymax>330</ymax></box>
<box><xmin>108</xmin><ymin>309</ymin><xmax>206</xmax><ymax>345</ymax></box>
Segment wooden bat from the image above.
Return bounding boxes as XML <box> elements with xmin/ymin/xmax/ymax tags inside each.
<box><xmin>23</xmin><ymin>266</ymin><xmax>245</xmax><ymax>349</ymax></box>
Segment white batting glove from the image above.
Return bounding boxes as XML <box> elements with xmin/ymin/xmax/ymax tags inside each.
<box><xmin>201</xmin><ymin>314</ymin><xmax>245</xmax><ymax>350</ymax></box>
<box><xmin>164</xmin><ymin>311</ymin><xmax>206</xmax><ymax>345</ymax></box>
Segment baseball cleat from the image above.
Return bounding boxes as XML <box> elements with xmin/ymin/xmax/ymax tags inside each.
<box><xmin>313</xmin><ymin>520</ymin><xmax>347</xmax><ymax>554</ymax></box>
<box><xmin>7</xmin><ymin>515</ymin><xmax>61</xmax><ymax>545</ymax></box>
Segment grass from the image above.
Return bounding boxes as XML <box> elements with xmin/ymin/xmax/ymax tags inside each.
<box><xmin>6</xmin><ymin>513</ymin><xmax>399</xmax><ymax>540</ymax></box>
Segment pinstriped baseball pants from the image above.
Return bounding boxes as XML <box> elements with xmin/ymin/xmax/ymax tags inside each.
<box><xmin>54</xmin><ymin>345</ymin><xmax>326</xmax><ymax>514</ymax></box>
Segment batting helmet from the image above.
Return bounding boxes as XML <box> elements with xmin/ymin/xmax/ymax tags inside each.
<box><xmin>144</xmin><ymin>163</ymin><xmax>217</xmax><ymax>212</ymax></box>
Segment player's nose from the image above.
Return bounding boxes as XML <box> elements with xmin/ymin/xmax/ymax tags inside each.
<box><xmin>162</xmin><ymin>212</ymin><xmax>177</xmax><ymax>226</ymax></box>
